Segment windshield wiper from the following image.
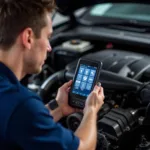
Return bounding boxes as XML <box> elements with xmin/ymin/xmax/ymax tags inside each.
<box><xmin>108</xmin><ymin>23</ymin><xmax>150</xmax><ymax>33</ymax></box>
<box><xmin>78</xmin><ymin>19</ymin><xmax>150</xmax><ymax>33</ymax></box>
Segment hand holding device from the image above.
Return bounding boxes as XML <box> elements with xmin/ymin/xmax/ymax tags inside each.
<box><xmin>84</xmin><ymin>85</ymin><xmax>104</xmax><ymax>114</ymax></box>
<box><xmin>69</xmin><ymin>58</ymin><xmax>103</xmax><ymax>108</ymax></box>
<box><xmin>55</xmin><ymin>80</ymin><xmax>77</xmax><ymax>117</ymax></box>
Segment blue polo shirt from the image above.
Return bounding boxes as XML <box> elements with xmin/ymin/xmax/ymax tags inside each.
<box><xmin>0</xmin><ymin>62</ymin><xmax>79</xmax><ymax>150</ymax></box>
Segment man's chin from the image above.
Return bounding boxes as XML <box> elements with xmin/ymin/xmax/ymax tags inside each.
<box><xmin>30</xmin><ymin>67</ymin><xmax>42</xmax><ymax>74</ymax></box>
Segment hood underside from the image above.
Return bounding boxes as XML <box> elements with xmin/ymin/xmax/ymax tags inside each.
<box><xmin>56</xmin><ymin>0</ymin><xmax>150</xmax><ymax>15</ymax></box>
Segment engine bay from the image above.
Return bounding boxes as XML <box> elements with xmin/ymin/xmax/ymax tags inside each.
<box><xmin>26</xmin><ymin>24</ymin><xmax>150</xmax><ymax>149</ymax></box>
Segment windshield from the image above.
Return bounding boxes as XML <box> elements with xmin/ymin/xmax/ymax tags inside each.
<box><xmin>81</xmin><ymin>3</ymin><xmax>150</xmax><ymax>23</ymax></box>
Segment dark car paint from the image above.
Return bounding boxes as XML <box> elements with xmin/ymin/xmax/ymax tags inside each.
<box><xmin>56</xmin><ymin>0</ymin><xmax>150</xmax><ymax>15</ymax></box>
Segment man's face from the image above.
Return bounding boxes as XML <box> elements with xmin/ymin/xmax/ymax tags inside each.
<box><xmin>24</xmin><ymin>12</ymin><xmax>52</xmax><ymax>74</ymax></box>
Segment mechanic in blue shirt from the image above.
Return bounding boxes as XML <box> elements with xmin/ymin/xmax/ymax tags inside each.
<box><xmin>0</xmin><ymin>0</ymin><xmax>104</xmax><ymax>150</ymax></box>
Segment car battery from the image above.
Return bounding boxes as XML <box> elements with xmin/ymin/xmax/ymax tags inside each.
<box><xmin>51</xmin><ymin>39</ymin><xmax>93</xmax><ymax>71</ymax></box>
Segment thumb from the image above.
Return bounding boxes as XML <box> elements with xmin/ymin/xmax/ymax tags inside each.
<box><xmin>93</xmin><ymin>85</ymin><xmax>100</xmax><ymax>93</ymax></box>
<box><xmin>63</xmin><ymin>80</ymin><xmax>73</xmax><ymax>89</ymax></box>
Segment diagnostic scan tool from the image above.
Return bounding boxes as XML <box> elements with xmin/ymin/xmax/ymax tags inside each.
<box><xmin>69</xmin><ymin>58</ymin><xmax>103</xmax><ymax>108</ymax></box>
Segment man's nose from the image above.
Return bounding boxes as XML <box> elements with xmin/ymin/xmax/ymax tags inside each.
<box><xmin>47</xmin><ymin>43</ymin><xmax>52</xmax><ymax>52</ymax></box>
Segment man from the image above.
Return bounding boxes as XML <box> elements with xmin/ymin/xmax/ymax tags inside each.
<box><xmin>0</xmin><ymin>0</ymin><xmax>104</xmax><ymax>150</ymax></box>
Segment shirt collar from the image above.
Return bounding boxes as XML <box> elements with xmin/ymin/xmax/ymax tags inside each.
<box><xmin>0</xmin><ymin>62</ymin><xmax>19</xmax><ymax>84</ymax></box>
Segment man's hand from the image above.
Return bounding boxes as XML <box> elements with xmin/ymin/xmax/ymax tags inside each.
<box><xmin>75</xmin><ymin>84</ymin><xmax>104</xmax><ymax>150</ymax></box>
<box><xmin>56</xmin><ymin>80</ymin><xmax>79</xmax><ymax>117</ymax></box>
<box><xmin>84</xmin><ymin>84</ymin><xmax>104</xmax><ymax>114</ymax></box>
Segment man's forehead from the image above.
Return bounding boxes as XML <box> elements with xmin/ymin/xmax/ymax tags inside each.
<box><xmin>45</xmin><ymin>12</ymin><xmax>53</xmax><ymax>32</ymax></box>
<box><xmin>48</xmin><ymin>20</ymin><xmax>53</xmax><ymax>34</ymax></box>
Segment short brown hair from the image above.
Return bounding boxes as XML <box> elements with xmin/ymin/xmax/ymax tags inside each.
<box><xmin>0</xmin><ymin>0</ymin><xmax>56</xmax><ymax>50</ymax></box>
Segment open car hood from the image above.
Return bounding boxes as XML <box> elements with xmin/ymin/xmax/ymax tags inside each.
<box><xmin>56</xmin><ymin>0</ymin><xmax>150</xmax><ymax>15</ymax></box>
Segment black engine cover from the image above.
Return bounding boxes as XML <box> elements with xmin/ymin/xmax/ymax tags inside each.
<box><xmin>66</xmin><ymin>49</ymin><xmax>150</xmax><ymax>81</ymax></box>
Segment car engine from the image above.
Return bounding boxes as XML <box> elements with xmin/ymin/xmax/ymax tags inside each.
<box><xmin>27</xmin><ymin>38</ymin><xmax>150</xmax><ymax>150</ymax></box>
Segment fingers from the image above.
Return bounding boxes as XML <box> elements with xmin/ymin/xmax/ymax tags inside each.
<box><xmin>93</xmin><ymin>85</ymin><xmax>101</xmax><ymax>93</ymax></box>
<box><xmin>92</xmin><ymin>84</ymin><xmax>104</xmax><ymax>100</ymax></box>
<box><xmin>66</xmin><ymin>80</ymin><xmax>72</xmax><ymax>86</ymax></box>
<box><xmin>93</xmin><ymin>82</ymin><xmax>104</xmax><ymax>96</ymax></box>
<box><xmin>97</xmin><ymin>82</ymin><xmax>101</xmax><ymax>87</ymax></box>
<box><xmin>62</xmin><ymin>80</ymin><xmax>72</xmax><ymax>89</ymax></box>
<box><xmin>99</xmin><ymin>87</ymin><xmax>104</xmax><ymax>94</ymax></box>
<box><xmin>67</xmin><ymin>87</ymin><xmax>71</xmax><ymax>92</ymax></box>
<box><xmin>67</xmin><ymin>80</ymin><xmax>73</xmax><ymax>86</ymax></box>
<box><xmin>98</xmin><ymin>87</ymin><xmax>105</xmax><ymax>105</ymax></box>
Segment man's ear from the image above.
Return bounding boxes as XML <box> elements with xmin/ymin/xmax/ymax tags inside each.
<box><xmin>21</xmin><ymin>28</ymin><xmax>34</xmax><ymax>50</ymax></box>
